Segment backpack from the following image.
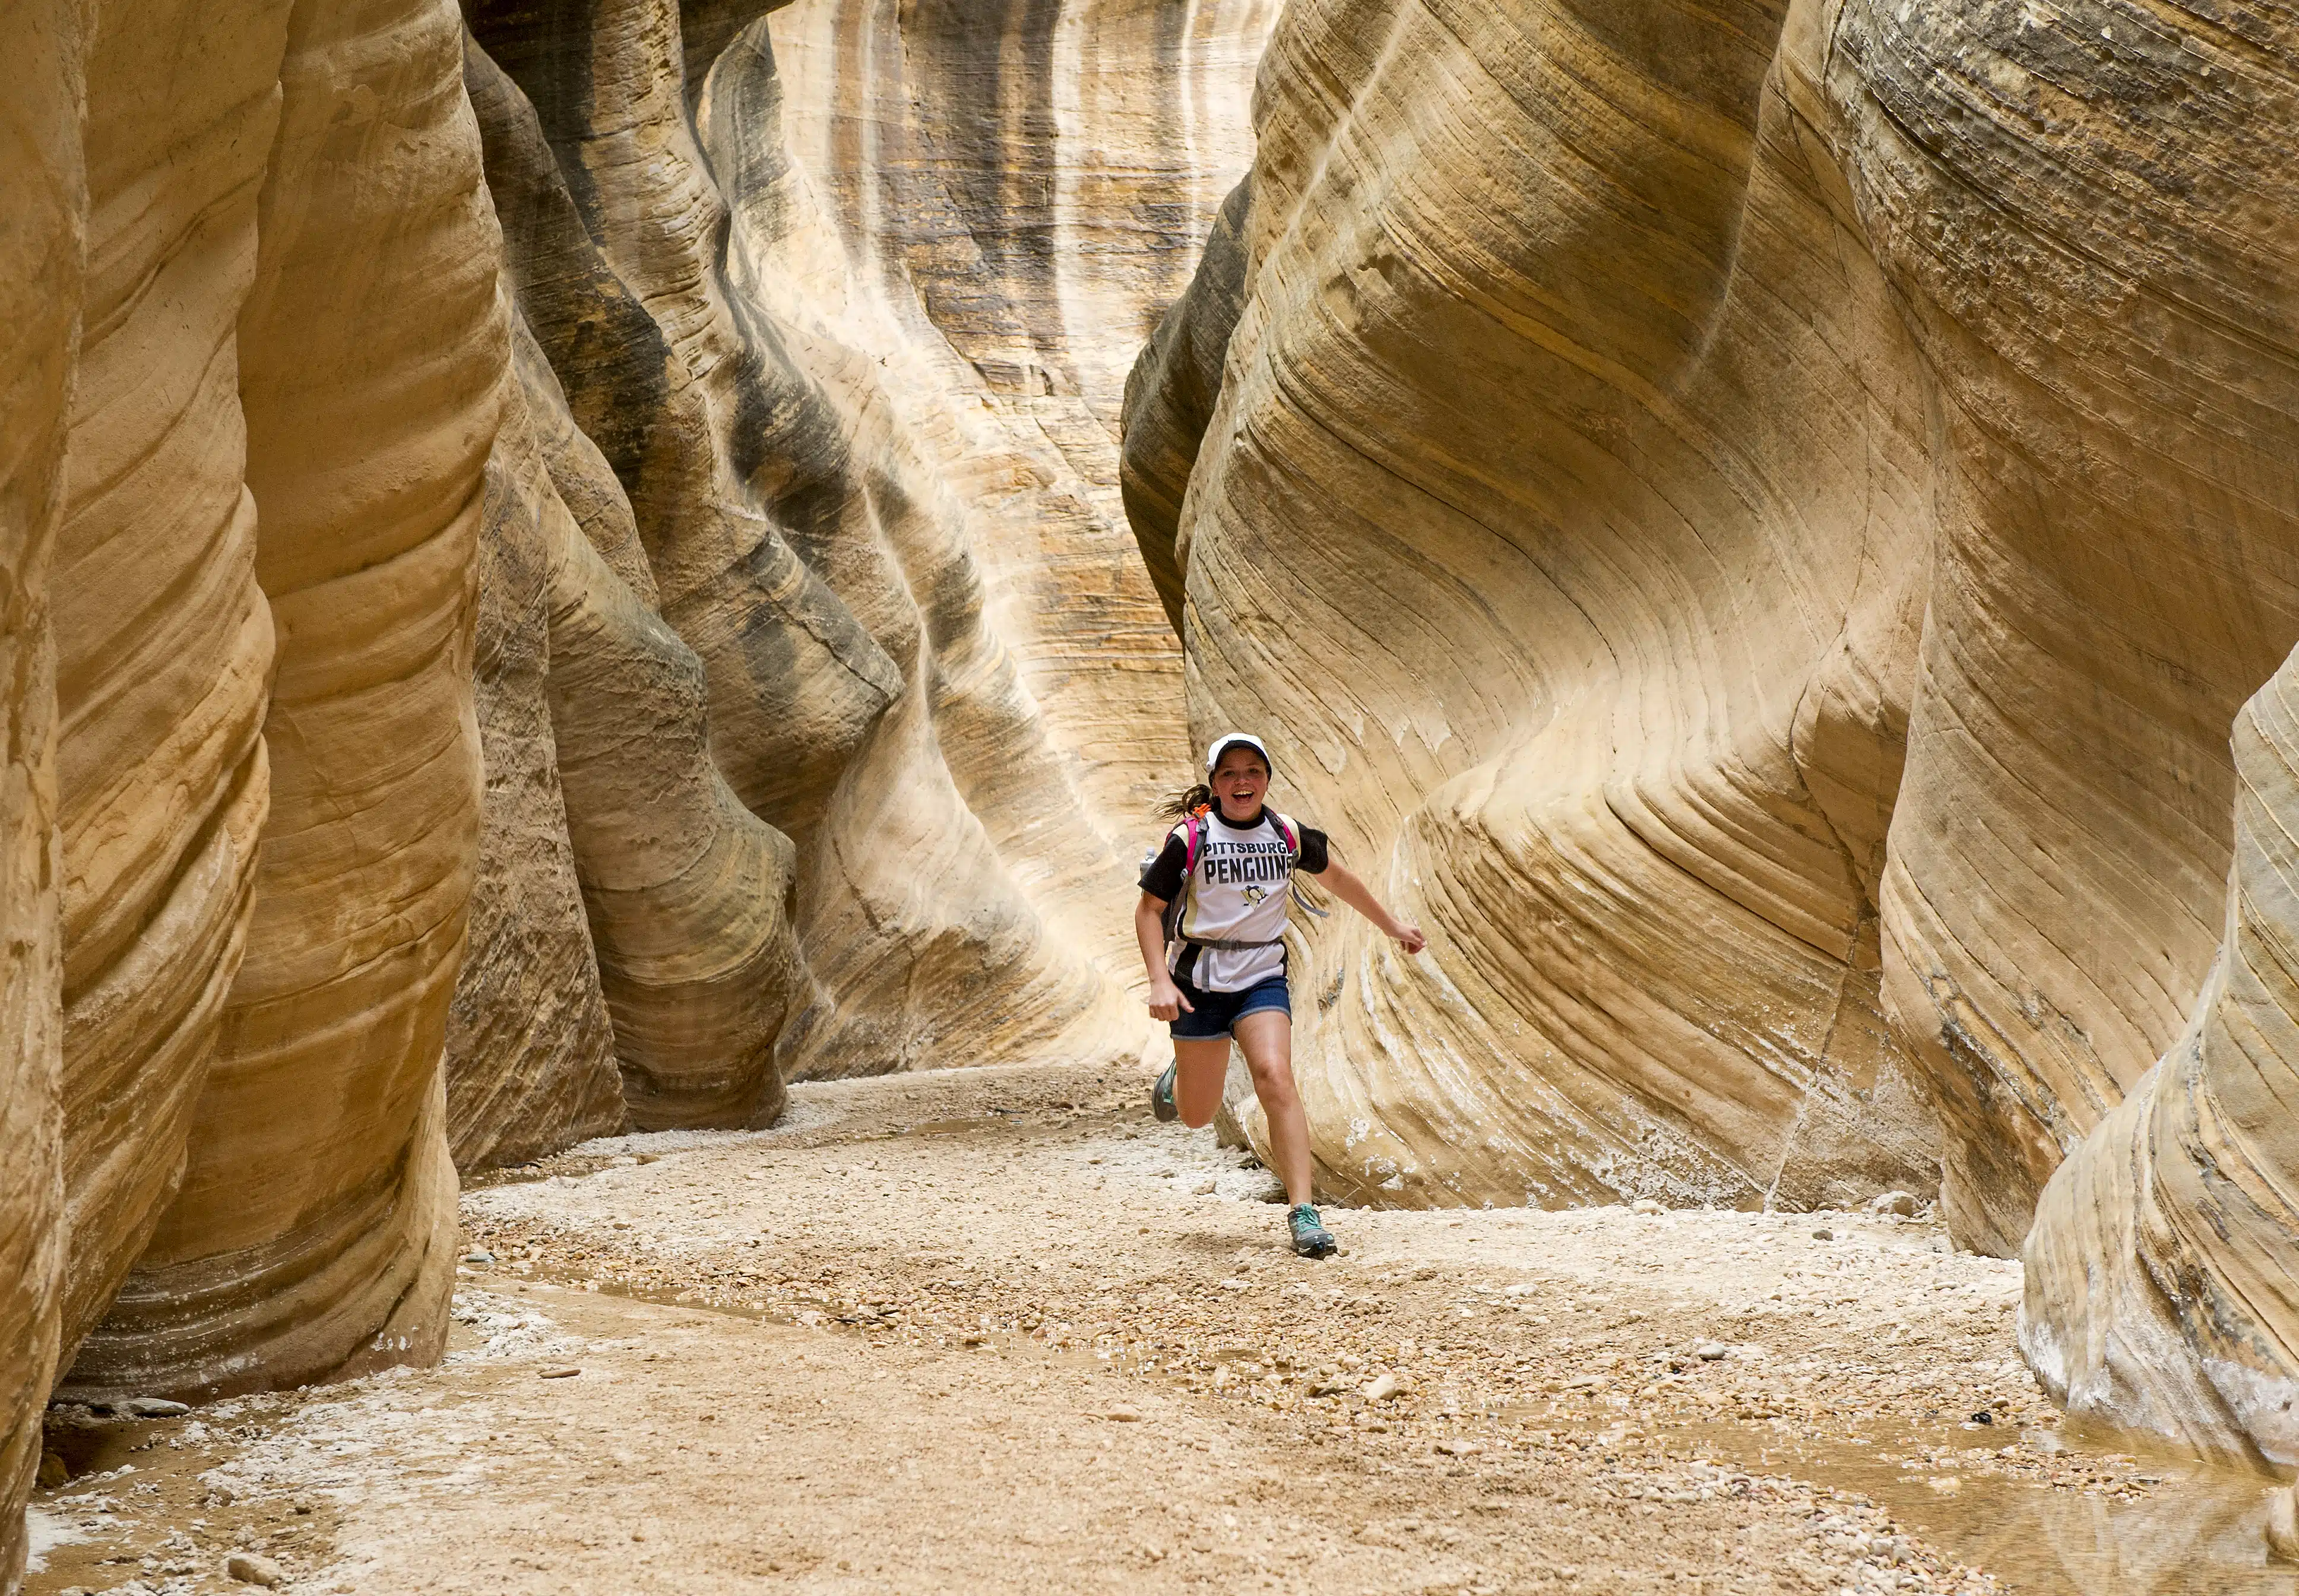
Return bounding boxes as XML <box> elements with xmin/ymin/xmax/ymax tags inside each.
<box><xmin>1150</xmin><ymin>806</ymin><xmax>1329</xmax><ymax>949</ymax></box>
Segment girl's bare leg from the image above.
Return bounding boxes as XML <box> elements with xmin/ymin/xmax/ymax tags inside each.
<box><xmin>1231</xmin><ymin>1011</ymin><xmax>1312</xmax><ymax>1206</ymax></box>
<box><xmin>1170</xmin><ymin>1038</ymin><xmax>1232</xmax><ymax>1129</ymax></box>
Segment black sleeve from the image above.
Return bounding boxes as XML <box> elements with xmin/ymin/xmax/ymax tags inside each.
<box><xmin>1297</xmin><ymin>826</ymin><xmax>1331</xmax><ymax>875</ymax></box>
<box><xmin>1138</xmin><ymin>832</ymin><xmax>1188</xmax><ymax>901</ymax></box>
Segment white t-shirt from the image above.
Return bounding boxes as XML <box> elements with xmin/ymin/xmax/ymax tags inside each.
<box><xmin>1139</xmin><ymin>809</ymin><xmax>1330</xmax><ymax>992</ymax></box>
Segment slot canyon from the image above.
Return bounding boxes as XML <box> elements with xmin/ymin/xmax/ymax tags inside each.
<box><xmin>3</xmin><ymin>0</ymin><xmax>2297</xmax><ymax>1588</ymax></box>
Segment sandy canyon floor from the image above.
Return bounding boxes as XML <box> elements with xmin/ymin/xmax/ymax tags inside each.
<box><xmin>22</xmin><ymin>1062</ymin><xmax>2299</xmax><ymax>1595</ymax></box>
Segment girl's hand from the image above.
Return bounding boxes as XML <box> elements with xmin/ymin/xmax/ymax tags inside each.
<box><xmin>1147</xmin><ymin>977</ymin><xmax>1195</xmax><ymax>1022</ymax></box>
<box><xmin>1390</xmin><ymin>922</ymin><xmax>1427</xmax><ymax>955</ymax></box>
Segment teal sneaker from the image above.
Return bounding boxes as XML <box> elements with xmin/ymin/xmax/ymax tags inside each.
<box><xmin>1288</xmin><ymin>1204</ymin><xmax>1335</xmax><ymax>1259</ymax></box>
<box><xmin>1151</xmin><ymin>1061</ymin><xmax>1179</xmax><ymax>1123</ymax></box>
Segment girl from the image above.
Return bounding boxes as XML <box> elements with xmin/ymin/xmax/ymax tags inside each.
<box><xmin>1135</xmin><ymin>733</ymin><xmax>1426</xmax><ymax>1256</ymax></box>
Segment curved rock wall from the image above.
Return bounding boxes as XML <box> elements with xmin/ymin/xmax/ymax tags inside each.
<box><xmin>0</xmin><ymin>0</ymin><xmax>78</xmax><ymax>1575</ymax></box>
<box><xmin>51</xmin><ymin>0</ymin><xmax>278</xmax><ymax>1367</ymax></box>
<box><xmin>2021</xmin><ymin>658</ymin><xmax>2299</xmax><ymax>1467</ymax></box>
<box><xmin>462</xmin><ymin>0</ymin><xmax>1248</xmax><ymax>1087</ymax></box>
<box><xmin>1134</xmin><ymin>0</ymin><xmax>1944</xmax><ymax>1212</ymax></box>
<box><xmin>443</xmin><ymin>316</ymin><xmax>625</xmax><ymax>1171</ymax></box>
<box><xmin>758</xmin><ymin>0</ymin><xmax>1273</xmax><ymax>861</ymax></box>
<box><xmin>1134</xmin><ymin>0</ymin><xmax>2299</xmax><ymax>1239</ymax></box>
<box><xmin>62</xmin><ymin>0</ymin><xmax>498</xmax><ymax>1401</ymax></box>
<box><xmin>1134</xmin><ymin>0</ymin><xmax>2299</xmax><ymax>1461</ymax></box>
<box><xmin>1841</xmin><ymin>0</ymin><xmax>2299</xmax><ymax>1256</ymax></box>
<box><xmin>2</xmin><ymin>0</ymin><xmax>1265</xmax><ymax>1494</ymax></box>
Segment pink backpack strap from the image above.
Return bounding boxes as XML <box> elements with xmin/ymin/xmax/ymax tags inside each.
<box><xmin>1267</xmin><ymin>809</ymin><xmax>1300</xmax><ymax>860</ymax></box>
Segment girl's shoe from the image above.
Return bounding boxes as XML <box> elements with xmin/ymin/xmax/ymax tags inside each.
<box><xmin>1151</xmin><ymin>1062</ymin><xmax>1179</xmax><ymax>1122</ymax></box>
<box><xmin>1288</xmin><ymin>1204</ymin><xmax>1336</xmax><ymax>1258</ymax></box>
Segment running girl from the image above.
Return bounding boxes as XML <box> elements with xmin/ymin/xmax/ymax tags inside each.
<box><xmin>1136</xmin><ymin>733</ymin><xmax>1427</xmax><ymax>1256</ymax></box>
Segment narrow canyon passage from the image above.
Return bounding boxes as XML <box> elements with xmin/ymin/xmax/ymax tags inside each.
<box><xmin>24</xmin><ymin>1065</ymin><xmax>2291</xmax><ymax>1595</ymax></box>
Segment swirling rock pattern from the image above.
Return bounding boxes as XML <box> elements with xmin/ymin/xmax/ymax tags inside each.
<box><xmin>1840</xmin><ymin>0</ymin><xmax>2299</xmax><ymax>1257</ymax></box>
<box><xmin>465</xmin><ymin>0</ymin><xmax>1262</xmax><ymax>1086</ymax></box>
<box><xmin>51</xmin><ymin>0</ymin><xmax>277</xmax><ymax>1368</ymax></box>
<box><xmin>1138</xmin><ymin>0</ymin><xmax>2299</xmax><ymax>1202</ymax></box>
<box><xmin>1136</xmin><ymin>0</ymin><xmax>2299</xmax><ymax>1456</ymax></box>
<box><xmin>1135</xmin><ymin>0</ymin><xmax>1945</xmax><ymax>1213</ymax></box>
<box><xmin>516</xmin><ymin>311</ymin><xmax>805</xmax><ymax>1131</ymax></box>
<box><xmin>2</xmin><ymin>0</ymin><xmax>1266</xmax><ymax>1480</ymax></box>
<box><xmin>2022</xmin><ymin>660</ymin><xmax>2299</xmax><ymax>1466</ymax></box>
<box><xmin>0</xmin><ymin>0</ymin><xmax>78</xmax><ymax>1576</ymax></box>
<box><xmin>63</xmin><ymin>0</ymin><xmax>500</xmax><ymax>1402</ymax></box>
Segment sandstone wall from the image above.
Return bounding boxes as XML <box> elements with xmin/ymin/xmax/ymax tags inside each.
<box><xmin>2</xmin><ymin>0</ymin><xmax>1259</xmax><ymax>1512</ymax></box>
<box><xmin>61</xmin><ymin>0</ymin><xmax>500</xmax><ymax>1404</ymax></box>
<box><xmin>1136</xmin><ymin>0</ymin><xmax>2298</xmax><ymax>1218</ymax></box>
<box><xmin>1133</xmin><ymin>0</ymin><xmax>2299</xmax><ymax>1459</ymax></box>
<box><xmin>2022</xmin><ymin>653</ymin><xmax>2299</xmax><ymax>1467</ymax></box>
<box><xmin>1841</xmin><ymin>0</ymin><xmax>2299</xmax><ymax>1258</ymax></box>
<box><xmin>1133</xmin><ymin>0</ymin><xmax>1944</xmax><ymax>1213</ymax></box>
<box><xmin>443</xmin><ymin>315</ymin><xmax>625</xmax><ymax>1171</ymax></box>
<box><xmin>461</xmin><ymin>0</ymin><xmax>1242</xmax><ymax>1087</ymax></box>
<box><xmin>50</xmin><ymin>0</ymin><xmax>279</xmax><ymax>1372</ymax></box>
<box><xmin>0</xmin><ymin>0</ymin><xmax>80</xmax><ymax>1577</ymax></box>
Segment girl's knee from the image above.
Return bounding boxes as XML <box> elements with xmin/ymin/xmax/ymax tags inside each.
<box><xmin>1180</xmin><ymin>1101</ymin><xmax>1218</xmax><ymax>1130</ymax></box>
<box><xmin>1250</xmin><ymin>1070</ymin><xmax>1299</xmax><ymax>1114</ymax></box>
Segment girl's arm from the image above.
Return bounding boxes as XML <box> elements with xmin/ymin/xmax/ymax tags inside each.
<box><xmin>1310</xmin><ymin>860</ymin><xmax>1428</xmax><ymax>954</ymax></box>
<box><xmin>1135</xmin><ymin>892</ymin><xmax>1193</xmax><ymax>1018</ymax></box>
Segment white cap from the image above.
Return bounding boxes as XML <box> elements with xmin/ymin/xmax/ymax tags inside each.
<box><xmin>1205</xmin><ymin>732</ymin><xmax>1271</xmax><ymax>774</ymax></box>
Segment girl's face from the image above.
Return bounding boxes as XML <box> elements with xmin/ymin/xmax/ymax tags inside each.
<box><xmin>1212</xmin><ymin>749</ymin><xmax>1270</xmax><ymax>815</ymax></box>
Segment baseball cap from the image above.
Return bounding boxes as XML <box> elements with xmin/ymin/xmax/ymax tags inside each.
<box><xmin>1205</xmin><ymin>732</ymin><xmax>1272</xmax><ymax>774</ymax></box>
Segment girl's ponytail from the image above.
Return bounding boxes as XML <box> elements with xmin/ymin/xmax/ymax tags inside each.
<box><xmin>1157</xmin><ymin>782</ymin><xmax>1214</xmax><ymax>821</ymax></box>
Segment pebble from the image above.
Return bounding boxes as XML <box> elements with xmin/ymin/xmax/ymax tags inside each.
<box><xmin>226</xmin><ymin>1553</ymin><xmax>285</xmax><ymax>1587</ymax></box>
<box><xmin>1361</xmin><ymin>1372</ymin><xmax>1401</xmax><ymax>1402</ymax></box>
<box><xmin>1630</xmin><ymin>1199</ymin><xmax>1664</xmax><ymax>1216</ymax></box>
<box><xmin>461</xmin><ymin>1250</ymin><xmax>495</xmax><ymax>1264</ymax></box>
<box><xmin>1811</xmin><ymin>1228</ymin><xmax>1835</xmax><ymax>1242</ymax></box>
<box><xmin>2269</xmin><ymin>1485</ymin><xmax>2299</xmax><ymax>1564</ymax></box>
<box><xmin>1870</xmin><ymin>1190</ymin><xmax>1920</xmax><ymax>1218</ymax></box>
<box><xmin>119</xmin><ymin>1397</ymin><xmax>191</xmax><ymax>1418</ymax></box>
<box><xmin>1101</xmin><ymin>1405</ymin><xmax>1144</xmax><ymax>1423</ymax></box>
<box><xmin>1695</xmin><ymin>1342</ymin><xmax>1730</xmax><ymax>1361</ymax></box>
<box><xmin>1193</xmin><ymin>1179</ymin><xmax>1218</xmax><ymax>1195</ymax></box>
<box><xmin>538</xmin><ymin>1366</ymin><xmax>582</xmax><ymax>1380</ymax></box>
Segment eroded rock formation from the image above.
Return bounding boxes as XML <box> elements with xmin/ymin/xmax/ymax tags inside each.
<box><xmin>1132</xmin><ymin>0</ymin><xmax>1948</xmax><ymax>1214</ymax></box>
<box><xmin>1132</xmin><ymin>0</ymin><xmax>2299</xmax><ymax>1461</ymax></box>
<box><xmin>0</xmin><ymin>0</ymin><xmax>77</xmax><ymax>1577</ymax></box>
<box><xmin>62</xmin><ymin>0</ymin><xmax>499</xmax><ymax>1404</ymax></box>
<box><xmin>2022</xmin><ymin>659</ymin><xmax>2299</xmax><ymax>1467</ymax></box>
<box><xmin>4</xmin><ymin>0</ymin><xmax>1263</xmax><ymax>1565</ymax></box>
<box><xmin>457</xmin><ymin>0</ymin><xmax>1279</xmax><ymax>1087</ymax></box>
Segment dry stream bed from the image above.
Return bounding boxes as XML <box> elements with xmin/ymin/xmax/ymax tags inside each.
<box><xmin>23</xmin><ymin>1063</ymin><xmax>2299</xmax><ymax>1594</ymax></box>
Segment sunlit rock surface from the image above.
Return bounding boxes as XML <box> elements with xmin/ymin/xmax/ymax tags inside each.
<box><xmin>1132</xmin><ymin>0</ymin><xmax>2299</xmax><ymax>1260</ymax></box>
<box><xmin>1</xmin><ymin>0</ymin><xmax>1262</xmax><ymax>1478</ymax></box>
<box><xmin>0</xmin><ymin>0</ymin><xmax>78</xmax><ymax>1576</ymax></box>
<box><xmin>61</xmin><ymin>0</ymin><xmax>498</xmax><ymax>1402</ymax></box>
<box><xmin>463</xmin><ymin>0</ymin><xmax>1273</xmax><ymax>1082</ymax></box>
<box><xmin>2022</xmin><ymin>656</ymin><xmax>2299</xmax><ymax>1467</ymax></box>
<box><xmin>1133</xmin><ymin>0</ymin><xmax>1946</xmax><ymax>1215</ymax></box>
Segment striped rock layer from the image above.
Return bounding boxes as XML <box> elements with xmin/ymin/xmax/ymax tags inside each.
<box><xmin>1129</xmin><ymin>0</ymin><xmax>2299</xmax><ymax>1459</ymax></box>
<box><xmin>0</xmin><ymin>0</ymin><xmax>1265</xmax><ymax>1570</ymax></box>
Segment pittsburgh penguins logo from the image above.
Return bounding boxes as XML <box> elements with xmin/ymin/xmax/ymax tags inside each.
<box><xmin>1241</xmin><ymin>885</ymin><xmax>1268</xmax><ymax>905</ymax></box>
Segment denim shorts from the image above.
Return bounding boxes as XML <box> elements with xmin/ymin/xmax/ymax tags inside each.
<box><xmin>1170</xmin><ymin>973</ymin><xmax>1291</xmax><ymax>1040</ymax></box>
